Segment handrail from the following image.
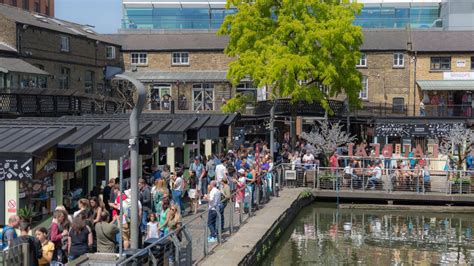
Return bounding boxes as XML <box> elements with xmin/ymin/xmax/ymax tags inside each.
<box><xmin>118</xmin><ymin>166</ymin><xmax>279</xmax><ymax>265</ymax></box>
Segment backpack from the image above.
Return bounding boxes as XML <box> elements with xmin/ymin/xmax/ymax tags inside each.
<box><xmin>0</xmin><ymin>226</ymin><xmax>16</xmax><ymax>250</ymax></box>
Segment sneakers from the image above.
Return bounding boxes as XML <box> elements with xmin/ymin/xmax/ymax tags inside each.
<box><xmin>208</xmin><ymin>237</ymin><xmax>217</xmax><ymax>243</ymax></box>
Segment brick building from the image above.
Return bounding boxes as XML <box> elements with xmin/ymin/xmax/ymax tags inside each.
<box><xmin>0</xmin><ymin>4</ymin><xmax>123</xmax><ymax>94</ymax></box>
<box><xmin>109</xmin><ymin>32</ymin><xmax>245</xmax><ymax>112</ymax></box>
<box><xmin>0</xmin><ymin>0</ymin><xmax>54</xmax><ymax>16</ymax></box>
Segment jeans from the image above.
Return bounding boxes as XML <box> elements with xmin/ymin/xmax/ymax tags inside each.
<box><xmin>172</xmin><ymin>190</ymin><xmax>183</xmax><ymax>214</ymax></box>
<box><xmin>141</xmin><ymin>209</ymin><xmax>148</xmax><ymax>233</ymax></box>
<box><xmin>202</xmin><ymin>177</ymin><xmax>209</xmax><ymax>195</ymax></box>
<box><xmin>208</xmin><ymin>209</ymin><xmax>218</xmax><ymax>238</ymax></box>
<box><xmin>368</xmin><ymin>177</ymin><xmax>380</xmax><ymax>188</ymax></box>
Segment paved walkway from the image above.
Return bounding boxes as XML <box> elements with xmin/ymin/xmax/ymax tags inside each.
<box><xmin>200</xmin><ymin>188</ymin><xmax>305</xmax><ymax>266</ymax></box>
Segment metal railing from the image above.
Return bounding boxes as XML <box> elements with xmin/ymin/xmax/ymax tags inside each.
<box><xmin>117</xmin><ymin>168</ymin><xmax>281</xmax><ymax>265</ymax></box>
<box><xmin>0</xmin><ymin>243</ymin><xmax>30</xmax><ymax>266</ymax></box>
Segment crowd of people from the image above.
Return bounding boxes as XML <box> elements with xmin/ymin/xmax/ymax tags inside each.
<box><xmin>0</xmin><ymin>141</ymin><xmax>277</xmax><ymax>265</ymax></box>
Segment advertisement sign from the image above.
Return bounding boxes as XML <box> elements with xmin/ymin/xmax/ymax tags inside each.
<box><xmin>375</xmin><ymin>123</ymin><xmax>462</xmax><ymax>137</ymax></box>
<box><xmin>75</xmin><ymin>145</ymin><xmax>92</xmax><ymax>172</ymax></box>
<box><xmin>0</xmin><ymin>157</ymin><xmax>33</xmax><ymax>180</ymax></box>
<box><xmin>443</xmin><ymin>72</ymin><xmax>474</xmax><ymax>80</ymax></box>
<box><xmin>34</xmin><ymin>148</ymin><xmax>57</xmax><ymax>179</ymax></box>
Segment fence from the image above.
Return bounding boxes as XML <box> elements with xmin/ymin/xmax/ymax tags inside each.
<box><xmin>0</xmin><ymin>243</ymin><xmax>30</xmax><ymax>266</ymax></box>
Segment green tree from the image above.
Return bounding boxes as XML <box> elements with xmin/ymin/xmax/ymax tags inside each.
<box><xmin>221</xmin><ymin>93</ymin><xmax>255</xmax><ymax>113</ymax></box>
<box><xmin>219</xmin><ymin>0</ymin><xmax>364</xmax><ymax>111</ymax></box>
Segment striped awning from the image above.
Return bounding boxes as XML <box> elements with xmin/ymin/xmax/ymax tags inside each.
<box><xmin>417</xmin><ymin>80</ymin><xmax>474</xmax><ymax>91</ymax></box>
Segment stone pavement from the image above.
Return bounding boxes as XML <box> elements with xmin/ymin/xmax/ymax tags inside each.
<box><xmin>200</xmin><ymin>188</ymin><xmax>305</xmax><ymax>266</ymax></box>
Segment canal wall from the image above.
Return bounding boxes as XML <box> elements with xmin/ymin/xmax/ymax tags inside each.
<box><xmin>201</xmin><ymin>188</ymin><xmax>313</xmax><ymax>266</ymax></box>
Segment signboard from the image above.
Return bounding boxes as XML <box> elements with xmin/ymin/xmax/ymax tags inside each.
<box><xmin>456</xmin><ymin>60</ymin><xmax>466</xmax><ymax>67</ymax></box>
<box><xmin>75</xmin><ymin>145</ymin><xmax>92</xmax><ymax>172</ymax></box>
<box><xmin>0</xmin><ymin>157</ymin><xmax>33</xmax><ymax>180</ymax></box>
<box><xmin>34</xmin><ymin>148</ymin><xmax>57</xmax><ymax>179</ymax></box>
<box><xmin>7</xmin><ymin>200</ymin><xmax>16</xmax><ymax>213</ymax></box>
<box><xmin>375</xmin><ymin>122</ymin><xmax>462</xmax><ymax>137</ymax></box>
<box><xmin>443</xmin><ymin>72</ymin><xmax>474</xmax><ymax>80</ymax></box>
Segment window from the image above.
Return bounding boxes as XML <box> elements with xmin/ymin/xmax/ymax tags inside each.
<box><xmin>430</xmin><ymin>57</ymin><xmax>451</xmax><ymax>70</ymax></box>
<box><xmin>393</xmin><ymin>53</ymin><xmax>404</xmax><ymax>67</ymax></box>
<box><xmin>471</xmin><ymin>57</ymin><xmax>474</xmax><ymax>70</ymax></box>
<box><xmin>359</xmin><ymin>76</ymin><xmax>368</xmax><ymax>100</ymax></box>
<box><xmin>131</xmin><ymin>52</ymin><xmax>147</xmax><ymax>65</ymax></box>
<box><xmin>356</xmin><ymin>53</ymin><xmax>367</xmax><ymax>67</ymax></box>
<box><xmin>106</xmin><ymin>46</ymin><xmax>116</xmax><ymax>59</ymax></box>
<box><xmin>22</xmin><ymin>0</ymin><xmax>28</xmax><ymax>9</ymax></box>
<box><xmin>34</xmin><ymin>64</ymin><xmax>47</xmax><ymax>88</ymax></box>
<box><xmin>192</xmin><ymin>84</ymin><xmax>214</xmax><ymax>111</ymax></box>
<box><xmin>85</xmin><ymin>71</ymin><xmax>95</xmax><ymax>93</ymax></box>
<box><xmin>392</xmin><ymin>97</ymin><xmax>405</xmax><ymax>113</ymax></box>
<box><xmin>34</xmin><ymin>2</ymin><xmax>40</xmax><ymax>12</ymax></box>
<box><xmin>172</xmin><ymin>52</ymin><xmax>189</xmax><ymax>65</ymax></box>
<box><xmin>60</xmin><ymin>36</ymin><xmax>70</xmax><ymax>52</ymax></box>
<box><xmin>11</xmin><ymin>0</ymin><xmax>17</xmax><ymax>6</ymax></box>
<box><xmin>150</xmin><ymin>84</ymin><xmax>172</xmax><ymax>110</ymax></box>
<box><xmin>59</xmin><ymin>67</ymin><xmax>70</xmax><ymax>89</ymax></box>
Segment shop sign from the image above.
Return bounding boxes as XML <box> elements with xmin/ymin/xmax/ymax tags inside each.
<box><xmin>34</xmin><ymin>148</ymin><xmax>57</xmax><ymax>179</ymax></box>
<box><xmin>0</xmin><ymin>157</ymin><xmax>33</xmax><ymax>180</ymax></box>
<box><xmin>443</xmin><ymin>72</ymin><xmax>474</xmax><ymax>80</ymax></box>
<box><xmin>375</xmin><ymin>123</ymin><xmax>461</xmax><ymax>138</ymax></box>
<box><xmin>75</xmin><ymin>145</ymin><xmax>92</xmax><ymax>172</ymax></box>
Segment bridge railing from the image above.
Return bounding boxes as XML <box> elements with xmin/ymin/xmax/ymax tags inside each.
<box><xmin>275</xmin><ymin>163</ymin><xmax>473</xmax><ymax>195</ymax></box>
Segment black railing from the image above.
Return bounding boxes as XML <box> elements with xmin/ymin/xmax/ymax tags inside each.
<box><xmin>0</xmin><ymin>89</ymin><xmax>124</xmax><ymax>117</ymax></box>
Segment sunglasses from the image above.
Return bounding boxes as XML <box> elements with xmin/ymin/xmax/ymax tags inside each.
<box><xmin>171</xmin><ymin>208</ymin><xmax>177</xmax><ymax>211</ymax></box>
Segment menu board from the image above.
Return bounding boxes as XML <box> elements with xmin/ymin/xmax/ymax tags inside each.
<box><xmin>0</xmin><ymin>157</ymin><xmax>33</xmax><ymax>181</ymax></box>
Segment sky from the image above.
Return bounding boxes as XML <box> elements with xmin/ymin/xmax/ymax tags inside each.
<box><xmin>55</xmin><ymin>0</ymin><xmax>122</xmax><ymax>34</ymax></box>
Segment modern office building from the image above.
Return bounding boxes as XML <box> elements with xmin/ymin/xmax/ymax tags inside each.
<box><xmin>0</xmin><ymin>0</ymin><xmax>54</xmax><ymax>16</ymax></box>
<box><xmin>121</xmin><ymin>0</ymin><xmax>445</xmax><ymax>30</ymax></box>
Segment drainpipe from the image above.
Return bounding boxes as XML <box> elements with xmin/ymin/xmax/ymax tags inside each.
<box><xmin>116</xmin><ymin>74</ymin><xmax>146</xmax><ymax>250</ymax></box>
<box><xmin>413</xmin><ymin>51</ymin><xmax>417</xmax><ymax>116</ymax></box>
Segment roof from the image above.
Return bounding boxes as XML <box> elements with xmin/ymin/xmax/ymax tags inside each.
<box><xmin>0</xmin><ymin>42</ymin><xmax>17</xmax><ymax>53</ymax></box>
<box><xmin>107</xmin><ymin>33</ymin><xmax>228</xmax><ymax>51</ymax></box>
<box><xmin>162</xmin><ymin>118</ymin><xmax>197</xmax><ymax>133</ymax></box>
<box><xmin>58</xmin><ymin>125</ymin><xmax>110</xmax><ymax>148</ymax></box>
<box><xmin>0</xmin><ymin>57</ymin><xmax>49</xmax><ymax>75</ymax></box>
<box><xmin>411</xmin><ymin>30</ymin><xmax>474</xmax><ymax>52</ymax></box>
<box><xmin>0</xmin><ymin>126</ymin><xmax>75</xmax><ymax>154</ymax></box>
<box><xmin>99</xmin><ymin>121</ymin><xmax>152</xmax><ymax>141</ymax></box>
<box><xmin>0</xmin><ymin>4</ymin><xmax>120</xmax><ymax>45</ymax></box>
<box><xmin>123</xmin><ymin>70</ymin><xmax>228</xmax><ymax>82</ymax></box>
<box><xmin>361</xmin><ymin>29</ymin><xmax>409</xmax><ymax>51</ymax></box>
<box><xmin>142</xmin><ymin>120</ymin><xmax>172</xmax><ymax>136</ymax></box>
<box><xmin>417</xmin><ymin>80</ymin><xmax>474</xmax><ymax>91</ymax></box>
<box><xmin>205</xmin><ymin>115</ymin><xmax>227</xmax><ymax>127</ymax></box>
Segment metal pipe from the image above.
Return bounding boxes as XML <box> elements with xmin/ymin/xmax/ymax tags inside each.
<box><xmin>116</xmin><ymin>74</ymin><xmax>146</xmax><ymax>250</ymax></box>
<box><xmin>119</xmin><ymin>156</ymin><xmax>124</xmax><ymax>257</ymax></box>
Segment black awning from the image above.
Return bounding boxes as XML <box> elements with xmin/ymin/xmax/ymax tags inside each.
<box><xmin>99</xmin><ymin>121</ymin><xmax>152</xmax><ymax>142</ymax></box>
<box><xmin>142</xmin><ymin>120</ymin><xmax>172</xmax><ymax>137</ymax></box>
<box><xmin>58</xmin><ymin>125</ymin><xmax>109</xmax><ymax>149</ymax></box>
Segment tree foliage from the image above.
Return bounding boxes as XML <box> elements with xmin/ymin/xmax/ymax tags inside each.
<box><xmin>219</xmin><ymin>0</ymin><xmax>364</xmax><ymax>111</ymax></box>
<box><xmin>221</xmin><ymin>93</ymin><xmax>255</xmax><ymax>113</ymax></box>
<box><xmin>438</xmin><ymin>124</ymin><xmax>474</xmax><ymax>171</ymax></box>
<box><xmin>301</xmin><ymin>120</ymin><xmax>356</xmax><ymax>158</ymax></box>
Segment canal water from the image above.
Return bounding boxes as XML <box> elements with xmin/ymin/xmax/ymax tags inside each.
<box><xmin>262</xmin><ymin>203</ymin><xmax>474</xmax><ymax>265</ymax></box>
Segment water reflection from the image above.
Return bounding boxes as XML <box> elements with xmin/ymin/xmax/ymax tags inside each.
<box><xmin>262</xmin><ymin>203</ymin><xmax>474</xmax><ymax>265</ymax></box>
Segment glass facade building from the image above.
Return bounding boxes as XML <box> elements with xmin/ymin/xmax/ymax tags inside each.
<box><xmin>122</xmin><ymin>0</ymin><xmax>442</xmax><ymax>30</ymax></box>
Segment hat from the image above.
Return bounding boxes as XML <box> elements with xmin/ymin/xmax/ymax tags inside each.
<box><xmin>238</xmin><ymin>169</ymin><xmax>245</xmax><ymax>174</ymax></box>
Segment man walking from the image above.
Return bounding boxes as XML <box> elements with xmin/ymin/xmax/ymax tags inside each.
<box><xmin>205</xmin><ymin>181</ymin><xmax>221</xmax><ymax>243</ymax></box>
<box><xmin>1</xmin><ymin>215</ymin><xmax>19</xmax><ymax>250</ymax></box>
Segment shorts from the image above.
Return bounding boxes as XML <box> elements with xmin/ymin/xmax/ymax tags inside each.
<box><xmin>122</xmin><ymin>222</ymin><xmax>130</xmax><ymax>241</ymax></box>
<box><xmin>188</xmin><ymin>189</ymin><xmax>197</xmax><ymax>199</ymax></box>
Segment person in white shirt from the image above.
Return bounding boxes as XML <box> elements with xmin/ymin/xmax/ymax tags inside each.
<box><xmin>303</xmin><ymin>151</ymin><xmax>315</xmax><ymax>169</ymax></box>
<box><xmin>215</xmin><ymin>158</ymin><xmax>228</xmax><ymax>188</ymax></box>
<box><xmin>205</xmin><ymin>181</ymin><xmax>221</xmax><ymax>243</ymax></box>
<box><xmin>368</xmin><ymin>161</ymin><xmax>383</xmax><ymax>190</ymax></box>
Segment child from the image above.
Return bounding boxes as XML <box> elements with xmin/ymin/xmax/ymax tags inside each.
<box><xmin>188</xmin><ymin>172</ymin><xmax>198</xmax><ymax>214</ymax></box>
<box><xmin>146</xmin><ymin>213</ymin><xmax>159</xmax><ymax>240</ymax></box>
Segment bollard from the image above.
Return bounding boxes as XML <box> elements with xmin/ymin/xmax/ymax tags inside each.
<box><xmin>239</xmin><ymin>199</ymin><xmax>243</xmax><ymax>225</ymax></box>
<box><xmin>229</xmin><ymin>200</ymin><xmax>234</xmax><ymax>234</ymax></box>
<box><xmin>202</xmin><ymin>215</ymin><xmax>208</xmax><ymax>256</ymax></box>
<box><xmin>216</xmin><ymin>210</ymin><xmax>222</xmax><ymax>243</ymax></box>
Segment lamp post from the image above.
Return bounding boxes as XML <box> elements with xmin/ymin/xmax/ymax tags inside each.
<box><xmin>116</xmin><ymin>74</ymin><xmax>146</xmax><ymax>250</ymax></box>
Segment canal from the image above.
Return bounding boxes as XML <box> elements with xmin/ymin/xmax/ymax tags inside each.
<box><xmin>262</xmin><ymin>203</ymin><xmax>474</xmax><ymax>265</ymax></box>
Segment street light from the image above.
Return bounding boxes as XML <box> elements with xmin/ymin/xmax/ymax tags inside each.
<box><xmin>116</xmin><ymin>74</ymin><xmax>146</xmax><ymax>250</ymax></box>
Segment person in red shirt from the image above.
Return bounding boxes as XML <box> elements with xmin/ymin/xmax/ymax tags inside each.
<box><xmin>329</xmin><ymin>151</ymin><xmax>339</xmax><ymax>176</ymax></box>
<box><xmin>109</xmin><ymin>184</ymin><xmax>127</xmax><ymax>224</ymax></box>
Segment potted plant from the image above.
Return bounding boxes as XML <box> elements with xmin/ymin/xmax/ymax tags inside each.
<box><xmin>18</xmin><ymin>206</ymin><xmax>34</xmax><ymax>223</ymax></box>
<box><xmin>450</xmin><ymin>178</ymin><xmax>471</xmax><ymax>194</ymax></box>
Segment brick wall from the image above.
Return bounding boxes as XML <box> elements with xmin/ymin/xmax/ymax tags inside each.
<box><xmin>357</xmin><ymin>51</ymin><xmax>411</xmax><ymax>106</ymax></box>
<box><xmin>1</xmin><ymin>0</ymin><xmax>54</xmax><ymax>16</ymax></box>
<box><xmin>123</xmin><ymin>51</ymin><xmax>232</xmax><ymax>71</ymax></box>
<box><xmin>416</xmin><ymin>53</ymin><xmax>474</xmax><ymax>81</ymax></box>
<box><xmin>17</xmin><ymin>26</ymin><xmax>122</xmax><ymax>91</ymax></box>
<box><xmin>0</xmin><ymin>15</ymin><xmax>16</xmax><ymax>48</ymax></box>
